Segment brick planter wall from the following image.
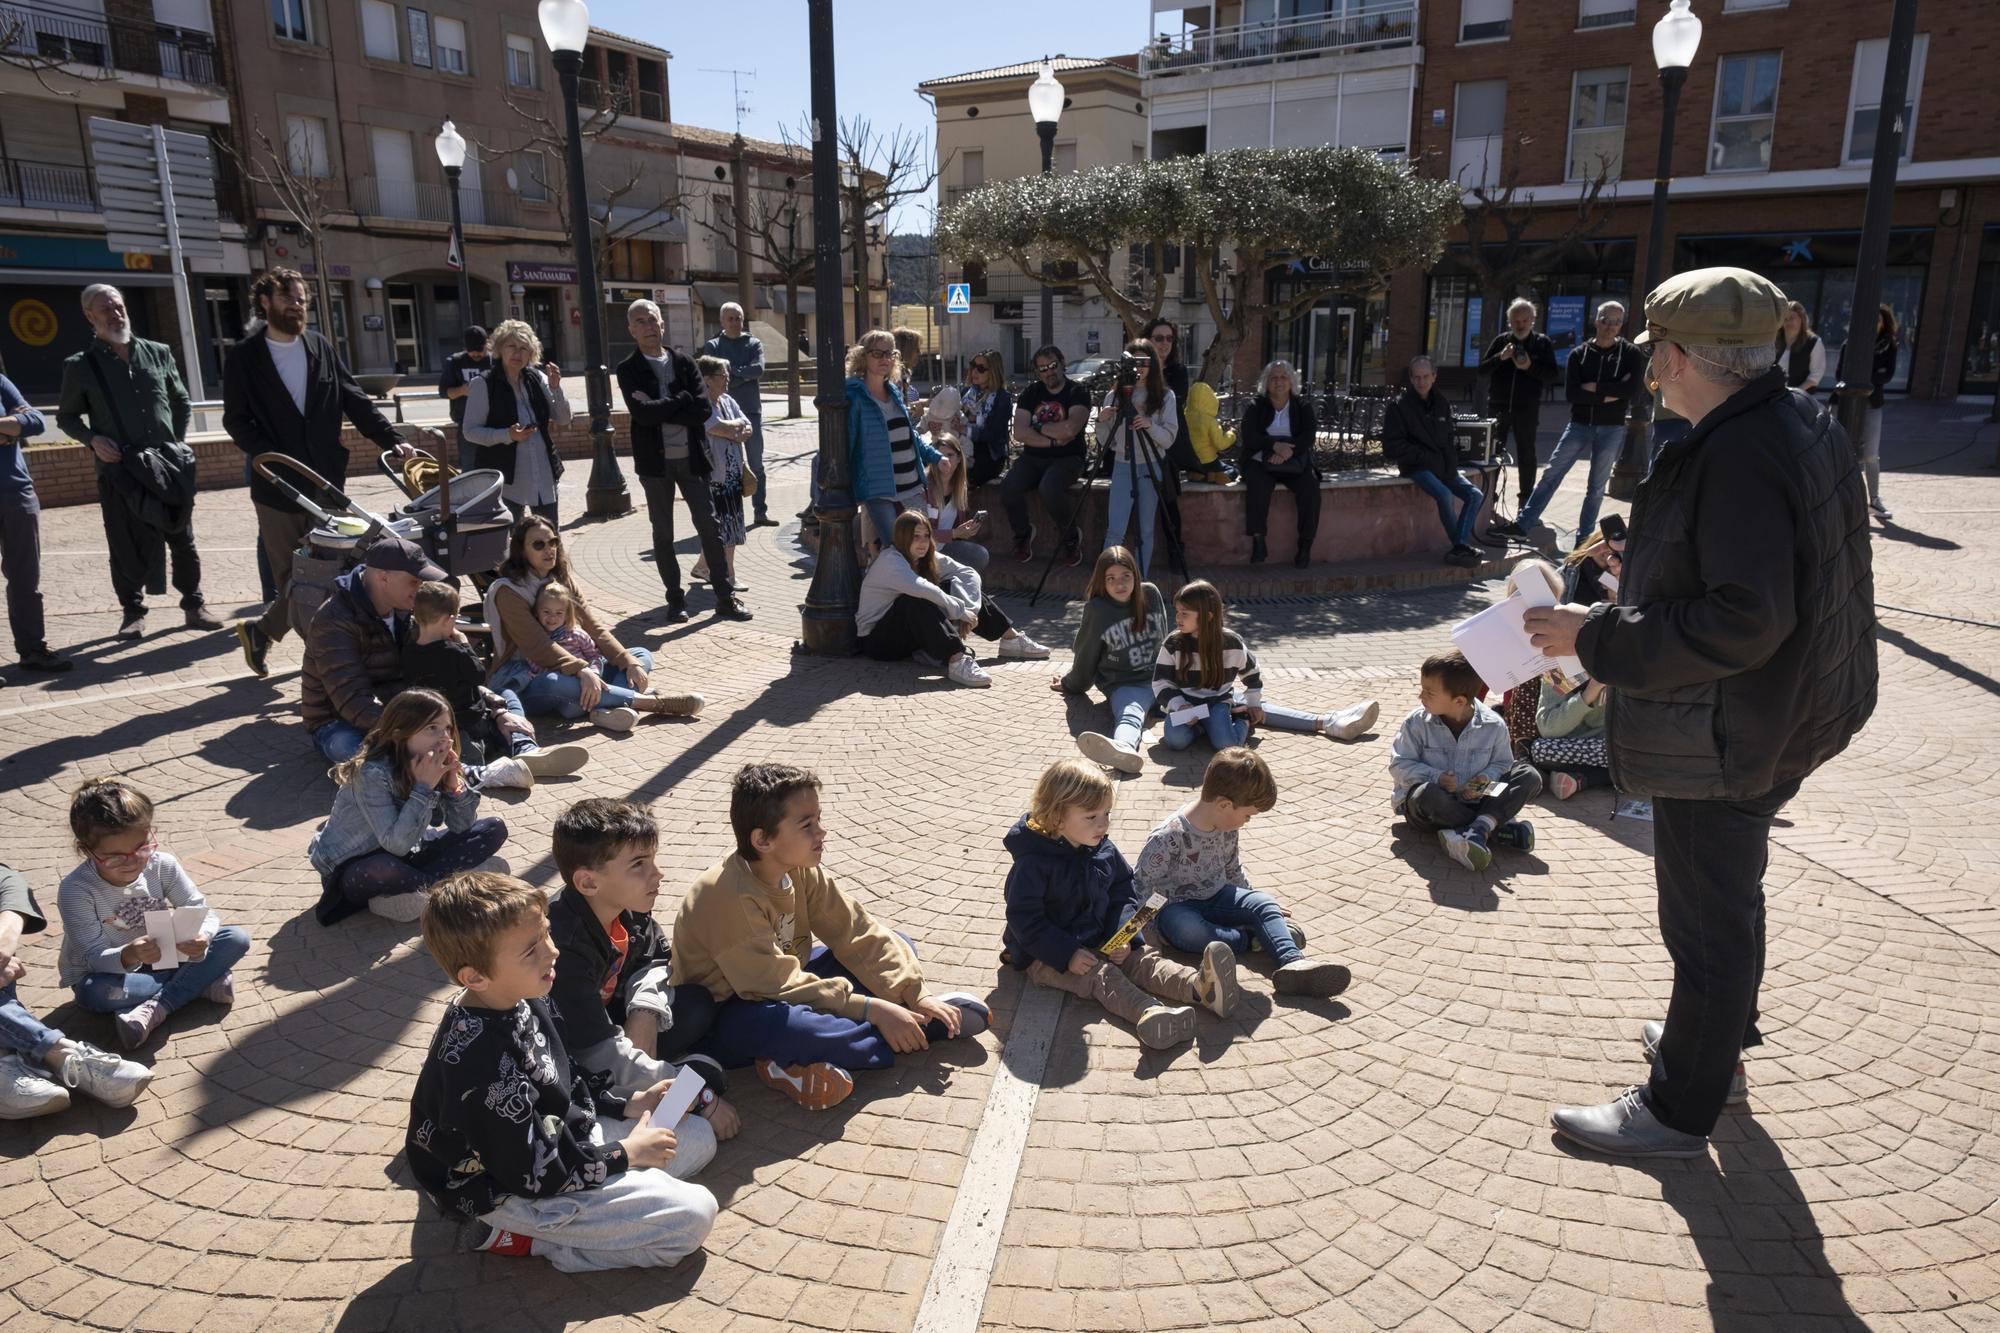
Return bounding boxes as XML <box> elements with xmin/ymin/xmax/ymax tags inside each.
<box><xmin>21</xmin><ymin>413</ymin><xmax>632</xmax><ymax>510</ymax></box>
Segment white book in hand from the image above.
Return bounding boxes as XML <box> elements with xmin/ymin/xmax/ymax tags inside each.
<box><xmin>1168</xmin><ymin>702</ymin><xmax>1210</xmax><ymax>726</ymax></box>
<box><xmin>651</xmin><ymin>1066</ymin><xmax>706</xmax><ymax>1126</ymax></box>
<box><xmin>141</xmin><ymin>907</ymin><xmax>209</xmax><ymax>971</ymax></box>
<box><xmin>1449</xmin><ymin>566</ymin><xmax>1586</xmax><ymax>695</ymax></box>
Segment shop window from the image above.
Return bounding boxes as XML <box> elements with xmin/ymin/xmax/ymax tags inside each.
<box><xmin>1845</xmin><ymin>35</ymin><xmax>1927</xmax><ymax>165</ymax></box>
<box><xmin>1709</xmin><ymin>51</ymin><xmax>1781</xmax><ymax>173</ymax></box>
<box><xmin>1961</xmin><ymin>231</ymin><xmax>2000</xmax><ymax>393</ymax></box>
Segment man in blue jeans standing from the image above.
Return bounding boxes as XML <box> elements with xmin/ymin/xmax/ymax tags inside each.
<box><xmin>1493</xmin><ymin>300</ymin><xmax>1641</xmax><ymax>547</ymax></box>
<box><xmin>1382</xmin><ymin>356</ymin><xmax>1487</xmax><ymax>567</ymax></box>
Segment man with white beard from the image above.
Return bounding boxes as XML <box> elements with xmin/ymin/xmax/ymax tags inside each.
<box><xmin>57</xmin><ymin>284</ymin><xmax>220</xmax><ymax>641</ymax></box>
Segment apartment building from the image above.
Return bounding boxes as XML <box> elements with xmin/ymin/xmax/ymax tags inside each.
<box><xmin>222</xmin><ymin>1</ymin><xmax>689</xmax><ymax>376</ymax></box>
<box><xmin>921</xmin><ymin>55</ymin><xmax>1145</xmax><ymax>379</ymax></box>
<box><xmin>0</xmin><ymin>0</ymin><xmax>246</xmax><ymax>400</ymax></box>
<box><xmin>1404</xmin><ymin>0</ymin><xmax>2000</xmax><ymax>401</ymax></box>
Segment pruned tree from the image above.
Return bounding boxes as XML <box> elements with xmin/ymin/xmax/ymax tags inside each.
<box><xmin>1457</xmin><ymin>136</ymin><xmax>1617</xmax><ymax>357</ymax></box>
<box><xmin>835</xmin><ymin>117</ymin><xmax>947</xmax><ymax>336</ymax></box>
<box><xmin>218</xmin><ymin>117</ymin><xmax>339</xmax><ymax>321</ymax></box>
<box><xmin>690</xmin><ymin>167</ymin><xmax>815</xmax><ymax>417</ymax></box>
<box><xmin>941</xmin><ymin>147</ymin><xmax>1461</xmax><ymax>384</ymax></box>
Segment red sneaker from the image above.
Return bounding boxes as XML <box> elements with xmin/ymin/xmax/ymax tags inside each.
<box><xmin>476</xmin><ymin>1227</ymin><xmax>535</xmax><ymax>1257</ymax></box>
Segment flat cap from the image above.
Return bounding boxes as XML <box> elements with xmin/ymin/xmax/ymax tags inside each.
<box><xmin>1634</xmin><ymin>266</ymin><xmax>1788</xmax><ymax>348</ymax></box>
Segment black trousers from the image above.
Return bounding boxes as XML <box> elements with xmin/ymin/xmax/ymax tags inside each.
<box><xmin>1241</xmin><ymin>460</ymin><xmax>1321</xmax><ymax>551</ymax></box>
<box><xmin>97</xmin><ymin>471</ymin><xmax>202</xmax><ymax>612</ymax></box>
<box><xmin>859</xmin><ymin>594</ymin><xmax>1010</xmax><ymax>662</ymax></box>
<box><xmin>1000</xmin><ymin>451</ymin><xmax>1085</xmax><ymax>547</ymax></box>
<box><xmin>0</xmin><ymin>489</ymin><xmax>46</xmax><ymax>654</ymax></box>
<box><xmin>1495</xmin><ymin>405</ymin><xmax>1542</xmax><ymax>502</ymax></box>
<box><xmin>1646</xmin><ymin>779</ymin><xmax>1799</xmax><ymax>1137</ymax></box>
<box><xmin>1400</xmin><ymin>760</ymin><xmax>1543</xmax><ymax>830</ymax></box>
<box><xmin>638</xmin><ymin>462</ymin><xmax>732</xmax><ymax>601</ymax></box>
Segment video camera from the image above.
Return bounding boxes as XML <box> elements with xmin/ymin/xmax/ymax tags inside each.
<box><xmin>1114</xmin><ymin>349</ymin><xmax>1152</xmax><ymax>393</ymax></box>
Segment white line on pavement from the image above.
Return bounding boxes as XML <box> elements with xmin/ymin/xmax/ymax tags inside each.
<box><xmin>911</xmin><ymin>981</ymin><xmax>1065</xmax><ymax>1333</ymax></box>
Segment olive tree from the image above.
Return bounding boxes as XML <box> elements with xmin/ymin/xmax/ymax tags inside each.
<box><xmin>938</xmin><ymin>147</ymin><xmax>1459</xmax><ymax>383</ymax></box>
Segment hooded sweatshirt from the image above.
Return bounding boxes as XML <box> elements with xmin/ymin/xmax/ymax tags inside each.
<box><xmin>1000</xmin><ymin>816</ymin><xmax>1139</xmax><ymax>972</ymax></box>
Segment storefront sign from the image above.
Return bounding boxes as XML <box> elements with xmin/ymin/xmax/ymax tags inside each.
<box><xmin>509</xmin><ymin>260</ymin><xmax>579</xmax><ymax>284</ymax></box>
<box><xmin>1546</xmin><ymin>296</ymin><xmax>1588</xmax><ymax>349</ymax></box>
<box><xmin>0</xmin><ymin>234</ymin><xmax>156</xmax><ymax>271</ymax></box>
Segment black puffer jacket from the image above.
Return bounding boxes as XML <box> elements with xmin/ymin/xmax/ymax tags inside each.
<box><xmin>1380</xmin><ymin>386</ymin><xmax>1458</xmax><ymax>484</ymax></box>
<box><xmin>1576</xmin><ymin>368</ymin><xmax>1876</xmax><ymax>799</ymax></box>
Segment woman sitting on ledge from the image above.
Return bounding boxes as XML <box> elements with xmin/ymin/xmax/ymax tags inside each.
<box><xmin>1237</xmin><ymin>360</ymin><xmax>1320</xmax><ymax>568</ymax></box>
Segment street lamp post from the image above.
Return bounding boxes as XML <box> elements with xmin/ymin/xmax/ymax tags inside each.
<box><xmin>434</xmin><ymin>120</ymin><xmax>474</xmax><ymax>329</ymax></box>
<box><xmin>1608</xmin><ymin>0</ymin><xmax>1701</xmax><ymax>502</ymax></box>
<box><xmin>538</xmin><ymin>0</ymin><xmax>631</xmax><ymax>517</ymax></box>
<box><xmin>800</xmin><ymin>0</ymin><xmax>859</xmax><ymax>653</ymax></box>
<box><xmin>1028</xmin><ymin>59</ymin><xmax>1064</xmax><ymax>350</ymax></box>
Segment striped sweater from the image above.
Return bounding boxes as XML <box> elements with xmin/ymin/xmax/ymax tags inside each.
<box><xmin>1153</xmin><ymin>628</ymin><xmax>1263</xmax><ymax>716</ymax></box>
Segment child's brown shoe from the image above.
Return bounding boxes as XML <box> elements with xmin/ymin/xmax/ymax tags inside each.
<box><xmin>756</xmin><ymin>1058</ymin><xmax>854</xmax><ymax>1111</ymax></box>
<box><xmin>1135</xmin><ymin>1005</ymin><xmax>1196</xmax><ymax>1050</ymax></box>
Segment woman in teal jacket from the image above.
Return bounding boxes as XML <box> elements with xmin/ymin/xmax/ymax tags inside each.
<box><xmin>847</xmin><ymin>331</ymin><xmax>939</xmax><ymax>556</ymax></box>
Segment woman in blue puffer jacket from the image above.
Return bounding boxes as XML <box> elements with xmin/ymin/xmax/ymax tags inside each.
<box><xmin>847</xmin><ymin>329</ymin><xmax>939</xmax><ymax>559</ymax></box>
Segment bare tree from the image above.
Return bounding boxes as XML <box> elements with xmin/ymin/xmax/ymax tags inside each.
<box><xmin>835</xmin><ymin>118</ymin><xmax>948</xmax><ymax>336</ymax></box>
<box><xmin>217</xmin><ymin>117</ymin><xmax>339</xmax><ymax>321</ymax></box>
<box><xmin>691</xmin><ymin>169</ymin><xmax>815</xmax><ymax>417</ymax></box>
<box><xmin>1458</xmin><ymin>137</ymin><xmax>1616</xmax><ymax>359</ymax></box>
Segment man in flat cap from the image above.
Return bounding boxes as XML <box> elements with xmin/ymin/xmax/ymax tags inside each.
<box><xmin>1524</xmin><ymin>266</ymin><xmax>1877</xmax><ymax>1159</ymax></box>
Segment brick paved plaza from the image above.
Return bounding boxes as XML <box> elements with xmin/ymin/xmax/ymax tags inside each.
<box><xmin>2</xmin><ymin>407</ymin><xmax>1998</xmax><ymax>1332</ymax></box>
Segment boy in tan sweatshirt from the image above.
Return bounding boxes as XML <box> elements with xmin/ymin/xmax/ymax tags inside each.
<box><xmin>670</xmin><ymin>763</ymin><xmax>989</xmax><ymax>1110</ymax></box>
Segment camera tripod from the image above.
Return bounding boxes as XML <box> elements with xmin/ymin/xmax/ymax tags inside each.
<box><xmin>1029</xmin><ymin>388</ymin><xmax>1194</xmax><ymax>606</ymax></box>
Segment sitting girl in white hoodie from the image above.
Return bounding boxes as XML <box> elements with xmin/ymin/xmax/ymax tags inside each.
<box><xmin>855</xmin><ymin>511</ymin><xmax>1048</xmax><ymax>688</ymax></box>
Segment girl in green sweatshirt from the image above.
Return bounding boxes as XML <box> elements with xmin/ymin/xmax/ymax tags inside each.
<box><xmin>1051</xmin><ymin>546</ymin><xmax>1168</xmax><ymax>775</ymax></box>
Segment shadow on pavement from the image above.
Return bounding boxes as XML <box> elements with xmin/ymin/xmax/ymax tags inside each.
<box><xmin>1876</xmin><ymin>620</ymin><xmax>2000</xmax><ymax>698</ymax></box>
<box><xmin>334</xmin><ymin>1247</ymin><xmax>710</xmax><ymax>1330</ymax></box>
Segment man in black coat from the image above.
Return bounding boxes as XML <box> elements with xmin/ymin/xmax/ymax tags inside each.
<box><xmin>1381</xmin><ymin>356</ymin><xmax>1485</xmax><ymax>566</ymax></box>
<box><xmin>1477</xmin><ymin>297</ymin><xmax>1560</xmax><ymax>509</ymax></box>
<box><xmin>1526</xmin><ymin>268</ymin><xmax>1876</xmax><ymax>1160</ymax></box>
<box><xmin>223</xmin><ymin>268</ymin><xmax>408</xmax><ymax>674</ymax></box>
<box><xmin>615</xmin><ymin>298</ymin><xmax>750</xmax><ymax>623</ymax></box>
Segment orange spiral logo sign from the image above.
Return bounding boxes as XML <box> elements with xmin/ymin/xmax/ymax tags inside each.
<box><xmin>9</xmin><ymin>299</ymin><xmax>58</xmax><ymax>348</ymax></box>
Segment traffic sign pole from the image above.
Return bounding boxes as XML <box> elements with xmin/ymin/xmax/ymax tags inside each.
<box><xmin>153</xmin><ymin>125</ymin><xmax>206</xmax><ymax>402</ymax></box>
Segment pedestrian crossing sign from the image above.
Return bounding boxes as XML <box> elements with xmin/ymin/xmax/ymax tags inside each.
<box><xmin>945</xmin><ymin>282</ymin><xmax>971</xmax><ymax>315</ymax></box>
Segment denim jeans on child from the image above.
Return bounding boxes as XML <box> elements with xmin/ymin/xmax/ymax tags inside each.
<box><xmin>1156</xmin><ymin>885</ymin><xmax>1303</xmax><ymax>966</ymax></box>
<box><xmin>1106</xmin><ymin>682</ymin><xmax>1154</xmax><ymax>752</ymax></box>
<box><xmin>1105</xmin><ymin>460</ymin><xmax>1159</xmax><ymax>574</ymax></box>
<box><xmin>1516</xmin><ymin>421</ymin><xmax>1624</xmax><ymax>540</ymax></box>
<box><xmin>0</xmin><ymin>982</ymin><xmax>65</xmax><ymax>1062</ymax></box>
<box><xmin>72</xmin><ymin>924</ymin><xmax>251</xmax><ymax>1015</ymax></box>
<box><xmin>520</xmin><ymin>646</ymin><xmax>655</xmax><ymax>719</ymax></box>
<box><xmin>695</xmin><ymin>938</ymin><xmax>952</xmax><ymax>1071</ymax></box>
<box><xmin>1161</xmin><ymin>701</ymin><xmax>1249</xmax><ymax>751</ymax></box>
<box><xmin>1408</xmin><ymin>470</ymin><xmax>1483</xmax><ymax>547</ymax></box>
<box><xmin>1256</xmin><ymin>704</ymin><xmax>1325</xmax><ymax>734</ymax></box>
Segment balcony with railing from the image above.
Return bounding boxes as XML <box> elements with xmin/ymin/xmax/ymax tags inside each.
<box><xmin>0</xmin><ymin>0</ymin><xmax>220</xmax><ymax>85</ymax></box>
<box><xmin>576</xmin><ymin>77</ymin><xmax>666</xmax><ymax>124</ymax></box>
<box><xmin>349</xmin><ymin>176</ymin><xmax>522</xmax><ymax>229</ymax></box>
<box><xmin>0</xmin><ymin>155</ymin><xmax>95</xmax><ymax>211</ymax></box>
<box><xmin>1142</xmin><ymin>2</ymin><xmax>1418</xmax><ymax>76</ymax></box>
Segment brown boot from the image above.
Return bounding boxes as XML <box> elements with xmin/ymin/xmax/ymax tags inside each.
<box><xmin>635</xmin><ymin>691</ymin><xmax>705</xmax><ymax>718</ymax></box>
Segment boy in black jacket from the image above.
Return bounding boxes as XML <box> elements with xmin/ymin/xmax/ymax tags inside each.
<box><xmin>547</xmin><ymin>799</ymin><xmax>737</xmax><ymax>1137</ymax></box>
<box><xmin>398</xmin><ymin>581</ymin><xmax>586</xmax><ymax>784</ymax></box>
<box><xmin>405</xmin><ymin>872</ymin><xmax>717</xmax><ymax>1270</ymax></box>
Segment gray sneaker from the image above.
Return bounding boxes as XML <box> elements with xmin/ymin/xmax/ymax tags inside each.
<box><xmin>1551</xmin><ymin>1086</ymin><xmax>1710</xmax><ymax>1160</ymax></box>
<box><xmin>1076</xmin><ymin>731</ymin><xmax>1143</xmax><ymax>774</ymax></box>
<box><xmin>934</xmin><ymin>992</ymin><xmax>991</xmax><ymax>1039</ymax></box>
<box><xmin>368</xmin><ymin>890</ymin><xmax>430</xmax><ymax>923</ymax></box>
<box><xmin>1639</xmin><ymin>1020</ymin><xmax>1748</xmax><ymax>1105</ymax></box>
<box><xmin>58</xmin><ymin>1042</ymin><xmax>153</xmax><ymax>1108</ymax></box>
<box><xmin>1273</xmin><ymin>958</ymin><xmax>1351</xmax><ymax>998</ymax></box>
<box><xmin>0</xmin><ymin>1053</ymin><xmax>69</xmax><ymax>1119</ymax></box>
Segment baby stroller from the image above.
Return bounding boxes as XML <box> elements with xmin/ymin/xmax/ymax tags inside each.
<box><xmin>253</xmin><ymin>429</ymin><xmax>514</xmax><ymax>642</ymax></box>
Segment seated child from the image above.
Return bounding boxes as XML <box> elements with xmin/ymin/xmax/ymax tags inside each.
<box><xmin>308</xmin><ymin>688</ymin><xmax>509</xmax><ymax>925</ymax></box>
<box><xmin>670</xmin><ymin>763</ymin><xmax>990</xmax><ymax>1112</ymax></box>
<box><xmin>1134</xmin><ymin>748</ymin><xmax>1351</xmax><ymax>998</ymax></box>
<box><xmin>1389</xmin><ymin>649</ymin><xmax>1544</xmax><ymax>870</ymax></box>
<box><xmin>399</xmin><ymin>580</ymin><xmax>587</xmax><ymax>785</ymax></box>
<box><xmin>547</xmin><ymin>799</ymin><xmax>736</xmax><ymax>1136</ymax></box>
<box><xmin>405</xmin><ymin>872</ymin><xmax>718</xmax><ymax>1271</ymax></box>
<box><xmin>1533</xmin><ymin>671</ymin><xmax>1611</xmax><ymax>801</ymax></box>
<box><xmin>0</xmin><ymin>862</ymin><xmax>152</xmax><ymax>1118</ymax></box>
<box><xmin>57</xmin><ymin>778</ymin><xmax>253</xmax><ymax>1051</ymax></box>
<box><xmin>1003</xmin><ymin>757</ymin><xmax>1240</xmax><ymax>1050</ymax></box>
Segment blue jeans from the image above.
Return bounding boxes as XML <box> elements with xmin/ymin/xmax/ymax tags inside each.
<box><xmin>0</xmin><ymin>982</ymin><xmax>65</xmax><ymax>1062</ymax></box>
<box><xmin>862</xmin><ymin>498</ymin><xmax>901</xmax><ymax>552</ymax></box>
<box><xmin>1106</xmin><ymin>681</ymin><xmax>1153</xmax><ymax>751</ymax></box>
<box><xmin>313</xmin><ymin>720</ymin><xmax>366</xmax><ymax>765</ymax></box>
<box><xmin>696</xmin><ymin>937</ymin><xmax>948</xmax><ymax>1071</ymax></box>
<box><xmin>1256</xmin><ymin>703</ymin><xmax>1326</xmax><ymax>734</ymax></box>
<box><xmin>519</xmin><ymin>646</ymin><xmax>655</xmax><ymax>719</ymax></box>
<box><xmin>1408</xmin><ymin>470</ymin><xmax>1483</xmax><ymax>547</ymax></box>
<box><xmin>1161</xmin><ymin>701</ymin><xmax>1249</xmax><ymax>751</ymax></box>
<box><xmin>72</xmin><ymin>924</ymin><xmax>251</xmax><ymax>1017</ymax></box>
<box><xmin>1518</xmin><ymin>422</ymin><xmax>1624</xmax><ymax>538</ymax></box>
<box><xmin>1156</xmin><ymin>886</ymin><xmax>1301</xmax><ymax>966</ymax></box>
<box><xmin>1105</xmin><ymin>460</ymin><xmax>1159</xmax><ymax>575</ymax></box>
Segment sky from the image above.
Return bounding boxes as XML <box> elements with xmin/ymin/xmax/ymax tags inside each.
<box><xmin>587</xmin><ymin>0</ymin><xmax>1150</xmax><ymax>231</ymax></box>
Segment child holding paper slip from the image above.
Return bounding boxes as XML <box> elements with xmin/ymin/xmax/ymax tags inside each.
<box><xmin>1389</xmin><ymin>650</ymin><xmax>1544</xmax><ymax>871</ymax></box>
<box><xmin>57</xmin><ymin>778</ymin><xmax>252</xmax><ymax>1050</ymax></box>
<box><xmin>1002</xmin><ymin>758</ymin><xmax>1239</xmax><ymax>1050</ymax></box>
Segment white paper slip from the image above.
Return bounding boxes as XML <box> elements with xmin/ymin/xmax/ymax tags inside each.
<box><xmin>141</xmin><ymin>907</ymin><xmax>209</xmax><ymax>971</ymax></box>
<box><xmin>1168</xmin><ymin>703</ymin><xmax>1209</xmax><ymax>726</ymax></box>
<box><xmin>1450</xmin><ymin>585</ymin><xmax>1586</xmax><ymax>695</ymax></box>
<box><xmin>652</xmin><ymin>1067</ymin><xmax>707</xmax><ymax>1126</ymax></box>
<box><xmin>1615</xmin><ymin>797</ymin><xmax>1655</xmax><ymax>822</ymax></box>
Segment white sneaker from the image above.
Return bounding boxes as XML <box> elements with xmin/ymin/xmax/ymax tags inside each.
<box><xmin>998</xmin><ymin>633</ymin><xmax>1051</xmax><ymax>660</ymax></box>
<box><xmin>1076</xmin><ymin>731</ymin><xmax>1143</xmax><ymax>774</ymax></box>
<box><xmin>592</xmin><ymin>706</ymin><xmax>640</xmax><ymax>732</ymax></box>
<box><xmin>57</xmin><ymin>1042</ymin><xmax>153</xmax><ymax>1108</ymax></box>
<box><xmin>203</xmin><ymin>971</ymin><xmax>235</xmax><ymax>1006</ymax></box>
<box><xmin>1322</xmin><ymin>700</ymin><xmax>1380</xmax><ymax>742</ymax></box>
<box><xmin>0</xmin><ymin>1053</ymin><xmax>70</xmax><ymax>1119</ymax></box>
<box><xmin>477</xmin><ymin>756</ymin><xmax>535</xmax><ymax>790</ymax></box>
<box><xmin>947</xmin><ymin>654</ymin><xmax>991</xmax><ymax>688</ymax></box>
<box><xmin>368</xmin><ymin>890</ymin><xmax>430</xmax><ymax>923</ymax></box>
<box><xmin>520</xmin><ymin>744</ymin><xmax>589</xmax><ymax>778</ymax></box>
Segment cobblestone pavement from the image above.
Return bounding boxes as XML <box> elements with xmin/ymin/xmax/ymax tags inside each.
<box><xmin>1</xmin><ymin>404</ymin><xmax>1997</xmax><ymax>1332</ymax></box>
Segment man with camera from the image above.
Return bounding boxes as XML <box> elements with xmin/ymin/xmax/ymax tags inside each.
<box><xmin>1001</xmin><ymin>345</ymin><xmax>1092</xmax><ymax>566</ymax></box>
<box><xmin>1478</xmin><ymin>298</ymin><xmax>1561</xmax><ymax>512</ymax></box>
